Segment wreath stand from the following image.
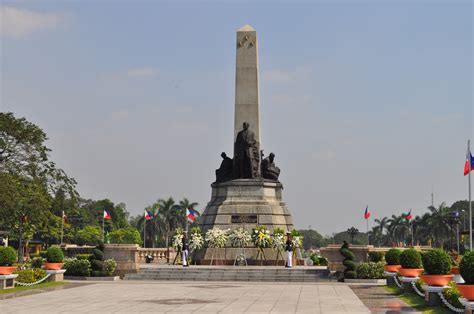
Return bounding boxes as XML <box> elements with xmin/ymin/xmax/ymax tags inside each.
<box><xmin>209</xmin><ymin>247</ymin><xmax>224</xmax><ymax>266</ymax></box>
<box><xmin>275</xmin><ymin>248</ymin><xmax>284</xmax><ymax>266</ymax></box>
<box><xmin>255</xmin><ymin>247</ymin><xmax>267</xmax><ymax>266</ymax></box>
<box><xmin>233</xmin><ymin>247</ymin><xmax>248</xmax><ymax>266</ymax></box>
<box><xmin>292</xmin><ymin>248</ymin><xmax>301</xmax><ymax>266</ymax></box>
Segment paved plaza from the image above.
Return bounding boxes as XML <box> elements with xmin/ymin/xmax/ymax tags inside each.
<box><xmin>0</xmin><ymin>281</ymin><xmax>371</xmax><ymax>313</ymax></box>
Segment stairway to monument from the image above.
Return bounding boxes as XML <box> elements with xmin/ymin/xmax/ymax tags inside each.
<box><xmin>124</xmin><ymin>266</ymin><xmax>330</xmax><ymax>282</ymax></box>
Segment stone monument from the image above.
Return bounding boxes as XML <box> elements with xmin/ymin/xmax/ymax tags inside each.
<box><xmin>198</xmin><ymin>25</ymin><xmax>294</xmax><ymax>264</ymax></box>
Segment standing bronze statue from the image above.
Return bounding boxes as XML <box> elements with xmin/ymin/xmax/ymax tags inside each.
<box><xmin>234</xmin><ymin>122</ymin><xmax>260</xmax><ymax>178</ymax></box>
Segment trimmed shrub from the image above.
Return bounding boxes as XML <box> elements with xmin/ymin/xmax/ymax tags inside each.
<box><xmin>310</xmin><ymin>254</ymin><xmax>328</xmax><ymax>266</ymax></box>
<box><xmin>0</xmin><ymin>246</ymin><xmax>17</xmax><ymax>266</ymax></box>
<box><xmin>422</xmin><ymin>249</ymin><xmax>452</xmax><ymax>275</ymax></box>
<box><xmin>39</xmin><ymin>251</ymin><xmax>48</xmax><ymax>259</ymax></box>
<box><xmin>30</xmin><ymin>257</ymin><xmax>44</xmax><ymax>269</ymax></box>
<box><xmin>400</xmin><ymin>248</ymin><xmax>422</xmax><ymax>269</ymax></box>
<box><xmin>340</xmin><ymin>241</ymin><xmax>356</xmax><ymax>279</ymax></box>
<box><xmin>104</xmin><ymin>259</ymin><xmax>117</xmax><ymax>276</ymax></box>
<box><xmin>46</xmin><ymin>247</ymin><xmax>64</xmax><ymax>263</ymax></box>
<box><xmin>385</xmin><ymin>248</ymin><xmax>401</xmax><ymax>265</ymax></box>
<box><xmin>442</xmin><ymin>282</ymin><xmax>464</xmax><ymax>309</ymax></box>
<box><xmin>64</xmin><ymin>258</ymin><xmax>91</xmax><ymax>277</ymax></box>
<box><xmin>368</xmin><ymin>251</ymin><xmax>384</xmax><ymax>263</ymax></box>
<box><xmin>14</xmin><ymin>269</ymin><xmax>47</xmax><ymax>283</ymax></box>
<box><xmin>356</xmin><ymin>262</ymin><xmax>385</xmax><ymax>279</ymax></box>
<box><xmin>460</xmin><ymin>251</ymin><xmax>474</xmax><ymax>284</ymax></box>
<box><xmin>92</xmin><ymin>249</ymin><xmax>104</xmax><ymax>261</ymax></box>
<box><xmin>76</xmin><ymin>254</ymin><xmax>92</xmax><ymax>261</ymax></box>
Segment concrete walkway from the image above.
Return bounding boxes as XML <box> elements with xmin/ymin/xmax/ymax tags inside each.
<box><xmin>0</xmin><ymin>281</ymin><xmax>370</xmax><ymax>313</ymax></box>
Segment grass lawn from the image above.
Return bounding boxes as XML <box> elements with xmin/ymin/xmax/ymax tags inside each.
<box><xmin>384</xmin><ymin>286</ymin><xmax>452</xmax><ymax>314</ymax></box>
<box><xmin>0</xmin><ymin>281</ymin><xmax>66</xmax><ymax>294</ymax></box>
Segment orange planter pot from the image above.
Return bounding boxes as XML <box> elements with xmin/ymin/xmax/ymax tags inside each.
<box><xmin>451</xmin><ymin>267</ymin><xmax>460</xmax><ymax>275</ymax></box>
<box><xmin>44</xmin><ymin>262</ymin><xmax>64</xmax><ymax>270</ymax></box>
<box><xmin>384</xmin><ymin>265</ymin><xmax>401</xmax><ymax>272</ymax></box>
<box><xmin>398</xmin><ymin>268</ymin><xmax>424</xmax><ymax>277</ymax></box>
<box><xmin>0</xmin><ymin>266</ymin><xmax>16</xmax><ymax>275</ymax></box>
<box><xmin>420</xmin><ymin>274</ymin><xmax>454</xmax><ymax>286</ymax></box>
<box><xmin>456</xmin><ymin>284</ymin><xmax>474</xmax><ymax>301</ymax></box>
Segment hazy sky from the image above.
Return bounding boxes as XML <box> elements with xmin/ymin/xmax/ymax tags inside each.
<box><xmin>1</xmin><ymin>1</ymin><xmax>472</xmax><ymax>235</ymax></box>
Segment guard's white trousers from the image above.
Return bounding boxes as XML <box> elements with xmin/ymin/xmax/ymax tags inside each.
<box><xmin>286</xmin><ymin>250</ymin><xmax>293</xmax><ymax>267</ymax></box>
<box><xmin>182</xmin><ymin>249</ymin><xmax>188</xmax><ymax>266</ymax></box>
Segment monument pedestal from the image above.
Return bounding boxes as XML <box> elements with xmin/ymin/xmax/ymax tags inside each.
<box><xmin>197</xmin><ymin>179</ymin><xmax>294</xmax><ymax>262</ymax></box>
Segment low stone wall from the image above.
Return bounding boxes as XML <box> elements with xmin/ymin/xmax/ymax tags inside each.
<box><xmin>104</xmin><ymin>244</ymin><xmax>139</xmax><ymax>277</ymax></box>
<box><xmin>60</xmin><ymin>244</ymin><xmax>95</xmax><ymax>257</ymax></box>
<box><xmin>320</xmin><ymin>245</ymin><xmax>431</xmax><ymax>272</ymax></box>
<box><xmin>137</xmin><ymin>248</ymin><xmax>176</xmax><ymax>264</ymax></box>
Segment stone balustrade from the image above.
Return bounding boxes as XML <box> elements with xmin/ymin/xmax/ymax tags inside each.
<box><xmin>137</xmin><ymin>248</ymin><xmax>176</xmax><ymax>264</ymax></box>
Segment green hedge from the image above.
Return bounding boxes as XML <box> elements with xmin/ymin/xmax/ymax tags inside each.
<box><xmin>0</xmin><ymin>246</ymin><xmax>17</xmax><ymax>266</ymax></box>
<box><xmin>14</xmin><ymin>269</ymin><xmax>47</xmax><ymax>283</ymax></box>
<box><xmin>46</xmin><ymin>247</ymin><xmax>64</xmax><ymax>263</ymax></box>
<box><xmin>64</xmin><ymin>258</ymin><xmax>91</xmax><ymax>277</ymax></box>
<box><xmin>356</xmin><ymin>262</ymin><xmax>385</xmax><ymax>279</ymax></box>
<box><xmin>460</xmin><ymin>251</ymin><xmax>474</xmax><ymax>284</ymax></box>
<box><xmin>368</xmin><ymin>251</ymin><xmax>384</xmax><ymax>263</ymax></box>
<box><xmin>422</xmin><ymin>249</ymin><xmax>451</xmax><ymax>275</ymax></box>
<box><xmin>385</xmin><ymin>248</ymin><xmax>401</xmax><ymax>265</ymax></box>
<box><xmin>400</xmin><ymin>248</ymin><xmax>422</xmax><ymax>269</ymax></box>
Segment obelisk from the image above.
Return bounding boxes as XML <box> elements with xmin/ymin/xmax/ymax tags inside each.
<box><xmin>234</xmin><ymin>25</ymin><xmax>261</xmax><ymax>146</ymax></box>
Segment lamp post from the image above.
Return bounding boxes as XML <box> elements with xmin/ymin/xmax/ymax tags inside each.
<box><xmin>347</xmin><ymin>227</ymin><xmax>359</xmax><ymax>245</ymax></box>
<box><xmin>447</xmin><ymin>211</ymin><xmax>461</xmax><ymax>252</ymax></box>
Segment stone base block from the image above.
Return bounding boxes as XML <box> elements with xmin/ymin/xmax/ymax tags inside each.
<box><xmin>0</xmin><ymin>274</ymin><xmax>17</xmax><ymax>290</ymax></box>
<box><xmin>422</xmin><ymin>285</ymin><xmax>448</xmax><ymax>307</ymax></box>
<box><xmin>385</xmin><ymin>272</ymin><xmax>397</xmax><ymax>286</ymax></box>
<box><xmin>460</xmin><ymin>298</ymin><xmax>474</xmax><ymax>314</ymax></box>
<box><xmin>46</xmin><ymin>269</ymin><xmax>66</xmax><ymax>282</ymax></box>
<box><xmin>400</xmin><ymin>276</ymin><xmax>418</xmax><ymax>293</ymax></box>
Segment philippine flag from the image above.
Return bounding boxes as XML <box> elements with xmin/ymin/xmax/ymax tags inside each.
<box><xmin>186</xmin><ymin>208</ymin><xmax>200</xmax><ymax>222</ymax></box>
<box><xmin>144</xmin><ymin>210</ymin><xmax>152</xmax><ymax>220</ymax></box>
<box><xmin>104</xmin><ymin>210</ymin><xmax>111</xmax><ymax>220</ymax></box>
<box><xmin>464</xmin><ymin>151</ymin><xmax>474</xmax><ymax>176</ymax></box>
<box><xmin>406</xmin><ymin>209</ymin><xmax>413</xmax><ymax>220</ymax></box>
<box><xmin>364</xmin><ymin>206</ymin><xmax>371</xmax><ymax>220</ymax></box>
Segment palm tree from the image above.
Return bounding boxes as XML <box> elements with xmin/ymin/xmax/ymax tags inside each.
<box><xmin>427</xmin><ymin>202</ymin><xmax>451</xmax><ymax>248</ymax></box>
<box><xmin>387</xmin><ymin>214</ymin><xmax>411</xmax><ymax>246</ymax></box>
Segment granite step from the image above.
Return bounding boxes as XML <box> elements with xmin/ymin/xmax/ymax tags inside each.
<box><xmin>124</xmin><ymin>266</ymin><xmax>330</xmax><ymax>282</ymax></box>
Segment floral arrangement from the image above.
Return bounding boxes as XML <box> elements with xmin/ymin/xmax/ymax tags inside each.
<box><xmin>205</xmin><ymin>227</ymin><xmax>229</xmax><ymax>248</ymax></box>
<box><xmin>291</xmin><ymin>229</ymin><xmax>303</xmax><ymax>249</ymax></box>
<box><xmin>189</xmin><ymin>227</ymin><xmax>204</xmax><ymax>251</ymax></box>
<box><xmin>271</xmin><ymin>228</ymin><xmax>285</xmax><ymax>252</ymax></box>
<box><xmin>229</xmin><ymin>227</ymin><xmax>252</xmax><ymax>248</ymax></box>
<box><xmin>172</xmin><ymin>227</ymin><xmax>185</xmax><ymax>250</ymax></box>
<box><xmin>252</xmin><ymin>225</ymin><xmax>272</xmax><ymax>249</ymax></box>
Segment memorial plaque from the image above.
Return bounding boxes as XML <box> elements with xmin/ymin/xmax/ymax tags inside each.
<box><xmin>231</xmin><ymin>214</ymin><xmax>258</xmax><ymax>224</ymax></box>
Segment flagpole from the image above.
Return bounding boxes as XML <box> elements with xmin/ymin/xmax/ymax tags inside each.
<box><xmin>469</xmin><ymin>139</ymin><xmax>472</xmax><ymax>250</ymax></box>
<box><xmin>102</xmin><ymin>213</ymin><xmax>105</xmax><ymax>243</ymax></box>
<box><xmin>143</xmin><ymin>213</ymin><xmax>146</xmax><ymax>248</ymax></box>
<box><xmin>366</xmin><ymin>218</ymin><xmax>369</xmax><ymax>245</ymax></box>
<box><xmin>411</xmin><ymin>221</ymin><xmax>414</xmax><ymax>247</ymax></box>
<box><xmin>60</xmin><ymin>211</ymin><xmax>64</xmax><ymax>245</ymax></box>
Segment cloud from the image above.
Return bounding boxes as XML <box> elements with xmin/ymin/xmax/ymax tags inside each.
<box><xmin>262</xmin><ymin>69</ymin><xmax>292</xmax><ymax>82</ymax></box>
<box><xmin>127</xmin><ymin>67</ymin><xmax>157</xmax><ymax>78</ymax></box>
<box><xmin>0</xmin><ymin>6</ymin><xmax>62</xmax><ymax>38</ymax></box>
<box><xmin>110</xmin><ymin>110</ymin><xmax>129</xmax><ymax>121</ymax></box>
<box><xmin>311</xmin><ymin>150</ymin><xmax>336</xmax><ymax>161</ymax></box>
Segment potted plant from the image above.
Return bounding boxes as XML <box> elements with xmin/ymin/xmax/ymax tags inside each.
<box><xmin>44</xmin><ymin>247</ymin><xmax>64</xmax><ymax>270</ymax></box>
<box><xmin>449</xmin><ymin>251</ymin><xmax>461</xmax><ymax>275</ymax></box>
<box><xmin>456</xmin><ymin>251</ymin><xmax>474</xmax><ymax>300</ymax></box>
<box><xmin>384</xmin><ymin>248</ymin><xmax>402</xmax><ymax>272</ymax></box>
<box><xmin>399</xmin><ymin>248</ymin><xmax>423</xmax><ymax>277</ymax></box>
<box><xmin>0</xmin><ymin>246</ymin><xmax>17</xmax><ymax>275</ymax></box>
<box><xmin>420</xmin><ymin>248</ymin><xmax>453</xmax><ymax>286</ymax></box>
